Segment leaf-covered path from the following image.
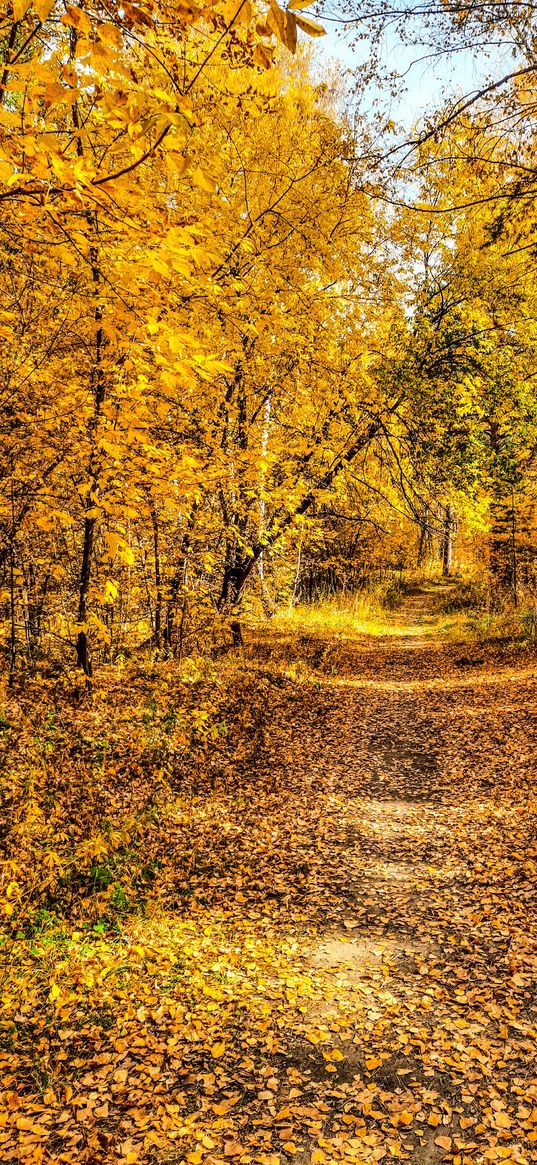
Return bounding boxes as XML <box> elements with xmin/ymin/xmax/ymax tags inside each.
<box><xmin>2</xmin><ymin>590</ymin><xmax>537</xmax><ymax>1165</ymax></box>
<box><xmin>247</xmin><ymin>588</ymin><xmax>537</xmax><ymax>1163</ymax></box>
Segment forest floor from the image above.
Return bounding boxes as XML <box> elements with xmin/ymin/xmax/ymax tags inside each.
<box><xmin>2</xmin><ymin>588</ymin><xmax>537</xmax><ymax>1165</ymax></box>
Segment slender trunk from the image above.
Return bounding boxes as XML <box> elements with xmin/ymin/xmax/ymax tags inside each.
<box><xmin>216</xmin><ymin>414</ymin><xmax>386</xmax><ymax>616</ymax></box>
<box><xmin>511</xmin><ymin>485</ymin><xmax>518</xmax><ymax>608</ymax></box>
<box><xmin>230</xmin><ymin>618</ymin><xmax>244</xmax><ymax>648</ymax></box>
<box><xmin>165</xmin><ymin>505</ymin><xmax>198</xmax><ymax>652</ymax></box>
<box><xmin>177</xmin><ymin>597</ymin><xmax>188</xmax><ymax>665</ymax></box>
<box><xmin>0</xmin><ymin>20</ymin><xmax>19</xmax><ymax>110</ymax></box>
<box><xmin>442</xmin><ymin>504</ymin><xmax>453</xmax><ymax>578</ymax></box>
<box><xmin>76</xmin><ymin>280</ymin><xmax>104</xmax><ymax>683</ymax></box>
<box><xmin>258</xmin><ymin>391</ymin><xmax>272</xmax><ymax>584</ymax></box>
<box><xmin>33</xmin><ymin>573</ymin><xmax>49</xmax><ymax>653</ymax></box>
<box><xmin>150</xmin><ymin>499</ymin><xmax>162</xmax><ymax>648</ymax></box>
<box><xmin>417</xmin><ymin>504</ymin><xmax>430</xmax><ymax>566</ymax></box>
<box><xmin>72</xmin><ymin>51</ymin><xmax>104</xmax><ymax>687</ymax></box>
<box><xmin>289</xmin><ymin>535</ymin><xmax>303</xmax><ymax>611</ymax></box>
<box><xmin>218</xmin><ymin>355</ymin><xmax>251</xmax><ymax>647</ymax></box>
<box><xmin>8</xmin><ymin>485</ymin><xmax>15</xmax><ymax>688</ymax></box>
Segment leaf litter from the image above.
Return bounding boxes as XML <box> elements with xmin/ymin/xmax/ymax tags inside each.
<box><xmin>1</xmin><ymin>592</ymin><xmax>536</xmax><ymax>1165</ymax></box>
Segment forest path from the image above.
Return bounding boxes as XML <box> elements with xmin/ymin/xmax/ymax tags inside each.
<box><xmin>5</xmin><ymin>589</ymin><xmax>537</xmax><ymax>1165</ymax></box>
<box><xmin>245</xmin><ymin>586</ymin><xmax>537</xmax><ymax>1164</ymax></box>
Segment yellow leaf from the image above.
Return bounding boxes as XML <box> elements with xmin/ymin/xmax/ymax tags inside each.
<box><xmin>33</xmin><ymin>0</ymin><xmax>55</xmax><ymax>18</ymax></box>
<box><xmin>119</xmin><ymin>544</ymin><xmax>135</xmax><ymax>566</ymax></box>
<box><xmin>96</xmin><ymin>20</ymin><xmax>123</xmax><ymax>47</ymax></box>
<box><xmin>225</xmin><ymin>0</ymin><xmax>252</xmax><ymax>22</ymax></box>
<box><xmin>253</xmin><ymin>43</ymin><xmax>273</xmax><ymax>68</ymax></box>
<box><xmin>13</xmin><ymin>0</ymin><xmax>32</xmax><ymax>19</ymax></box>
<box><xmin>213</xmin><ymin>1100</ymin><xmax>232</xmax><ymax>1116</ymax></box>
<box><xmin>61</xmin><ymin>5</ymin><xmax>92</xmax><ymax>33</ymax></box>
<box><xmin>49</xmin><ymin>982</ymin><xmax>61</xmax><ymax>1002</ymax></box>
<box><xmin>365</xmin><ymin>1057</ymin><xmax>382</xmax><ymax>1071</ymax></box>
<box><xmin>434</xmin><ymin>1136</ymin><xmax>452</xmax><ymax>1151</ymax></box>
<box><xmin>294</xmin><ymin>12</ymin><xmax>325</xmax><ymax>35</ymax></box>
<box><xmin>210</xmin><ymin>1042</ymin><xmax>226</xmax><ymax>1058</ymax></box>
<box><xmin>103</xmin><ymin>579</ymin><xmax>119</xmax><ymax>605</ymax></box>
<box><xmin>90</xmin><ymin>614</ymin><xmax>111</xmax><ymax>645</ymax></box>
<box><xmin>192</xmin><ymin>168</ymin><xmax>217</xmax><ymax>194</ymax></box>
<box><xmin>284</xmin><ymin>9</ymin><xmax>297</xmax><ymax>51</ymax></box>
<box><xmin>267</xmin><ymin>0</ymin><xmax>286</xmax><ymax>43</ymax></box>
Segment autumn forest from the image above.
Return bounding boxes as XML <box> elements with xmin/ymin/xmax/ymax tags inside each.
<box><xmin>1</xmin><ymin>0</ymin><xmax>537</xmax><ymax>1163</ymax></box>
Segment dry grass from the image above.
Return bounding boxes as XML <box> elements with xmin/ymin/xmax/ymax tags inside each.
<box><xmin>270</xmin><ymin>579</ymin><xmax>410</xmax><ymax>641</ymax></box>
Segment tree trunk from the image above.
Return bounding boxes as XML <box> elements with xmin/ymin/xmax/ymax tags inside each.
<box><xmin>72</xmin><ymin>39</ymin><xmax>104</xmax><ymax>689</ymax></box>
<box><xmin>510</xmin><ymin>485</ymin><xmax>518</xmax><ymax>608</ymax></box>
<box><xmin>417</xmin><ymin>504</ymin><xmax>431</xmax><ymax>566</ymax></box>
<box><xmin>164</xmin><ymin>505</ymin><xmax>198</xmax><ymax>653</ymax></box>
<box><xmin>442</xmin><ymin>504</ymin><xmax>453</xmax><ymax>577</ymax></box>
<box><xmin>258</xmin><ymin>390</ymin><xmax>272</xmax><ymax>585</ymax></box>
<box><xmin>8</xmin><ymin>522</ymin><xmax>15</xmax><ymax>689</ymax></box>
<box><xmin>76</xmin><ymin>290</ymin><xmax>104</xmax><ymax>687</ymax></box>
<box><xmin>149</xmin><ymin>499</ymin><xmax>162</xmax><ymax>648</ymax></box>
<box><xmin>216</xmin><ymin>415</ymin><xmax>387</xmax><ymax>624</ymax></box>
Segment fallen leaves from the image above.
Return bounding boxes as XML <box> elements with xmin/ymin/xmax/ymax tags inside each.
<box><xmin>1</xmin><ymin>595</ymin><xmax>537</xmax><ymax>1164</ymax></box>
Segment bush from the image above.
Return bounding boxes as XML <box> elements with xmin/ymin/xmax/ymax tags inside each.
<box><xmin>438</xmin><ymin>577</ymin><xmax>491</xmax><ymax>613</ymax></box>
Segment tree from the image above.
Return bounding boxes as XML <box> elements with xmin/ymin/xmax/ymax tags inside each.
<box><xmin>392</xmin><ymin>116</ymin><xmax>537</xmax><ymax>590</ymax></box>
<box><xmin>0</xmin><ymin>0</ymin><xmax>334</xmax><ymax>678</ymax></box>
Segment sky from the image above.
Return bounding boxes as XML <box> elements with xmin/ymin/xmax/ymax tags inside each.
<box><xmin>314</xmin><ymin>16</ymin><xmax>512</xmax><ymax>131</ymax></box>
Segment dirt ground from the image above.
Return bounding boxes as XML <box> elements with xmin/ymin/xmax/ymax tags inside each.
<box><xmin>2</xmin><ymin>589</ymin><xmax>536</xmax><ymax>1165</ymax></box>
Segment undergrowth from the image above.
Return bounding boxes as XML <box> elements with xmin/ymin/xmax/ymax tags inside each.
<box><xmin>273</xmin><ymin>575</ymin><xmax>411</xmax><ymax>639</ymax></box>
<box><xmin>0</xmin><ymin>658</ymin><xmax>277</xmax><ymax>932</ymax></box>
<box><xmin>437</xmin><ymin>575</ymin><xmax>537</xmax><ymax>646</ymax></box>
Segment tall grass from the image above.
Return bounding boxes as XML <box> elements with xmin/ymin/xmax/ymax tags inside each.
<box><xmin>437</xmin><ymin>575</ymin><xmax>537</xmax><ymax>645</ymax></box>
<box><xmin>272</xmin><ymin>575</ymin><xmax>411</xmax><ymax>639</ymax></box>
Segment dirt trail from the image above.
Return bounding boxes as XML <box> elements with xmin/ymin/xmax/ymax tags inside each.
<box><xmin>4</xmin><ymin>588</ymin><xmax>537</xmax><ymax>1165</ymax></box>
<box><xmin>248</xmin><ymin>586</ymin><xmax>537</xmax><ymax>1164</ymax></box>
